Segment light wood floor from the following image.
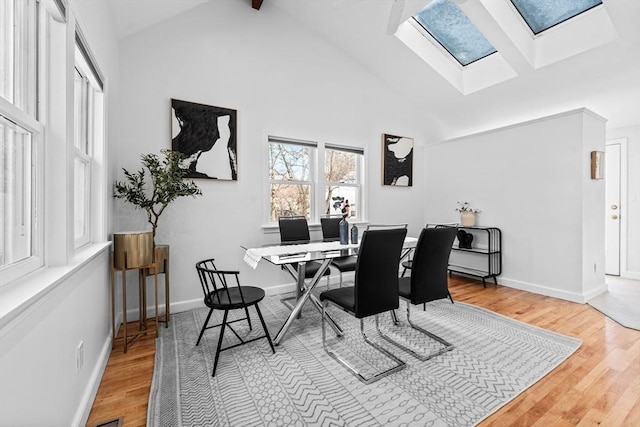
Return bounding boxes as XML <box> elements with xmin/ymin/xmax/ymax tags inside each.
<box><xmin>86</xmin><ymin>276</ymin><xmax>640</xmax><ymax>427</ymax></box>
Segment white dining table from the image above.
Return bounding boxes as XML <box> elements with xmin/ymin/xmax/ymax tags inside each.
<box><xmin>243</xmin><ymin>237</ymin><xmax>418</xmax><ymax>345</ymax></box>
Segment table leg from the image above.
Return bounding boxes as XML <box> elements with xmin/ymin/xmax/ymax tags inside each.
<box><xmin>274</xmin><ymin>259</ymin><xmax>342</xmax><ymax>345</ymax></box>
<box><xmin>154</xmin><ymin>265</ymin><xmax>159</xmax><ymax>335</ymax></box>
<box><xmin>139</xmin><ymin>269</ymin><xmax>147</xmax><ymax>333</ymax></box>
<box><xmin>110</xmin><ymin>253</ymin><xmax>116</xmax><ymax>350</ymax></box>
<box><xmin>164</xmin><ymin>257</ymin><xmax>170</xmax><ymax>327</ymax></box>
<box><xmin>280</xmin><ymin>263</ymin><xmax>308</xmax><ymax>319</ymax></box>
<box><xmin>307</xmin><ymin>294</ymin><xmax>343</xmax><ymax>335</ymax></box>
<box><xmin>400</xmin><ymin>247</ymin><xmax>413</xmax><ymax>262</ymax></box>
<box><xmin>122</xmin><ymin>268</ymin><xmax>128</xmax><ymax>353</ymax></box>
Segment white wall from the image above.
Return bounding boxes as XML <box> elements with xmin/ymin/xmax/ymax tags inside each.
<box><xmin>424</xmin><ymin>109</ymin><xmax>607</xmax><ymax>302</ymax></box>
<box><xmin>0</xmin><ymin>251</ymin><xmax>111</xmax><ymax>427</ymax></box>
<box><xmin>0</xmin><ymin>1</ymin><xmax>119</xmax><ymax>426</ymax></box>
<box><xmin>116</xmin><ymin>0</ymin><xmax>436</xmax><ymax>310</ymax></box>
<box><xmin>607</xmin><ymin>124</ymin><xmax>640</xmax><ymax>279</ymax></box>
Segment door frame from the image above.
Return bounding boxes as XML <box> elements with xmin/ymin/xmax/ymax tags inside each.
<box><xmin>606</xmin><ymin>137</ymin><xmax>629</xmax><ymax>277</ymax></box>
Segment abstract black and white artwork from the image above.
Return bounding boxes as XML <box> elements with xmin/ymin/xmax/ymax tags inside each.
<box><xmin>382</xmin><ymin>133</ymin><xmax>413</xmax><ymax>186</ymax></box>
<box><xmin>171</xmin><ymin>99</ymin><xmax>237</xmax><ymax>180</ymax></box>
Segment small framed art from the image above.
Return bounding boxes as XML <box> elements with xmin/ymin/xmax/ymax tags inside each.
<box><xmin>382</xmin><ymin>133</ymin><xmax>413</xmax><ymax>186</ymax></box>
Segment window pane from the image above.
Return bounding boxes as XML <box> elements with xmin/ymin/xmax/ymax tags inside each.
<box><xmin>0</xmin><ymin>0</ymin><xmax>16</xmax><ymax>102</ymax></box>
<box><xmin>73</xmin><ymin>158</ymin><xmax>88</xmax><ymax>242</ymax></box>
<box><xmin>269</xmin><ymin>143</ymin><xmax>310</xmax><ymax>182</ymax></box>
<box><xmin>0</xmin><ymin>0</ymin><xmax>37</xmax><ymax>115</ymax></box>
<box><xmin>413</xmin><ymin>0</ymin><xmax>497</xmax><ymax>66</ymax></box>
<box><xmin>73</xmin><ymin>68</ymin><xmax>84</xmax><ymax>151</ymax></box>
<box><xmin>0</xmin><ymin>115</ymin><xmax>33</xmax><ymax>267</ymax></box>
<box><xmin>325</xmin><ymin>149</ymin><xmax>356</xmax><ymax>184</ymax></box>
<box><xmin>510</xmin><ymin>0</ymin><xmax>602</xmax><ymax>35</ymax></box>
<box><xmin>324</xmin><ymin>186</ymin><xmax>357</xmax><ymax>219</ymax></box>
<box><xmin>270</xmin><ymin>183</ymin><xmax>310</xmax><ymax>221</ymax></box>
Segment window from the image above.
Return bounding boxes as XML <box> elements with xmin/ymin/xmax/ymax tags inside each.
<box><xmin>324</xmin><ymin>145</ymin><xmax>360</xmax><ymax>219</ymax></box>
<box><xmin>267</xmin><ymin>136</ymin><xmax>364</xmax><ymax>223</ymax></box>
<box><xmin>73</xmin><ymin>31</ymin><xmax>103</xmax><ymax>248</ymax></box>
<box><xmin>413</xmin><ymin>0</ymin><xmax>497</xmax><ymax>66</ymax></box>
<box><xmin>510</xmin><ymin>0</ymin><xmax>602</xmax><ymax>35</ymax></box>
<box><xmin>0</xmin><ymin>0</ymin><xmax>44</xmax><ymax>282</ymax></box>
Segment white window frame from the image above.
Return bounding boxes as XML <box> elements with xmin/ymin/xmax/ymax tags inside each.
<box><xmin>267</xmin><ymin>136</ymin><xmax>317</xmax><ymax>222</ymax></box>
<box><xmin>0</xmin><ymin>0</ymin><xmax>45</xmax><ymax>285</ymax></box>
<box><xmin>73</xmin><ymin>27</ymin><xmax>104</xmax><ymax>250</ymax></box>
<box><xmin>72</xmin><ymin>64</ymin><xmax>92</xmax><ymax>248</ymax></box>
<box><xmin>266</xmin><ymin>135</ymin><xmax>365</xmax><ymax>226</ymax></box>
<box><xmin>322</xmin><ymin>143</ymin><xmax>364</xmax><ymax>221</ymax></box>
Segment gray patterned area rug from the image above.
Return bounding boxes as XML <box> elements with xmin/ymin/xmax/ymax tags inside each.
<box><xmin>148</xmin><ymin>292</ymin><xmax>581</xmax><ymax>427</ymax></box>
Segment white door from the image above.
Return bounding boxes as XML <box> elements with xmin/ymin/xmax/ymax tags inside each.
<box><xmin>605</xmin><ymin>142</ymin><xmax>621</xmax><ymax>275</ymax></box>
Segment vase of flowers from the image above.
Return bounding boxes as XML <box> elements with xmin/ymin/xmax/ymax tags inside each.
<box><xmin>455</xmin><ymin>201</ymin><xmax>481</xmax><ymax>227</ymax></box>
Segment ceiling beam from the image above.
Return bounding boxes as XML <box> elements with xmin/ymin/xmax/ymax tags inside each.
<box><xmin>252</xmin><ymin>0</ymin><xmax>264</xmax><ymax>10</ymax></box>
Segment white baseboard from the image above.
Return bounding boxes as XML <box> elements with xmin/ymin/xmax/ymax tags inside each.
<box><xmin>621</xmin><ymin>270</ymin><xmax>640</xmax><ymax>280</ymax></box>
<box><xmin>496</xmin><ymin>277</ymin><xmax>598</xmax><ymax>303</ymax></box>
<box><xmin>73</xmin><ymin>335</ymin><xmax>113</xmax><ymax>427</ymax></box>
<box><xmin>163</xmin><ymin>272</ymin><xmax>357</xmax><ymax>315</ymax></box>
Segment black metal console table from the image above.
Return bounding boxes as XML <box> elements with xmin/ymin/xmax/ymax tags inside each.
<box><xmin>448</xmin><ymin>226</ymin><xmax>501</xmax><ymax>287</ymax></box>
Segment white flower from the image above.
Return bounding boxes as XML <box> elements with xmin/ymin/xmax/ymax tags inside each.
<box><xmin>455</xmin><ymin>201</ymin><xmax>481</xmax><ymax>214</ymax></box>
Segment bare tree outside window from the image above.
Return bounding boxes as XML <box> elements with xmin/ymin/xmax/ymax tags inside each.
<box><xmin>325</xmin><ymin>149</ymin><xmax>358</xmax><ymax>219</ymax></box>
<box><xmin>267</xmin><ymin>138</ymin><xmax>363</xmax><ymax>223</ymax></box>
<box><xmin>269</xmin><ymin>143</ymin><xmax>311</xmax><ymax>221</ymax></box>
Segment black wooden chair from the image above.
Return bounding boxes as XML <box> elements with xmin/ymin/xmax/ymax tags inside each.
<box><xmin>278</xmin><ymin>216</ymin><xmax>331</xmax><ymax>282</ymax></box>
<box><xmin>195</xmin><ymin>258</ymin><xmax>275</xmax><ymax>377</ymax></box>
<box><xmin>319</xmin><ymin>227</ymin><xmax>407</xmax><ymax>384</ymax></box>
<box><xmin>392</xmin><ymin>226</ymin><xmax>458</xmax><ymax>360</ymax></box>
<box><xmin>320</xmin><ymin>215</ymin><xmax>357</xmax><ymax>287</ymax></box>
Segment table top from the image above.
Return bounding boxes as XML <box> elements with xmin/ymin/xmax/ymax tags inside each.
<box><xmin>243</xmin><ymin>237</ymin><xmax>417</xmax><ymax>269</ymax></box>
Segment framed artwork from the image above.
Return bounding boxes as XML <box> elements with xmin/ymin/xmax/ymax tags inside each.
<box><xmin>171</xmin><ymin>99</ymin><xmax>237</xmax><ymax>180</ymax></box>
<box><xmin>590</xmin><ymin>151</ymin><xmax>604</xmax><ymax>179</ymax></box>
<box><xmin>382</xmin><ymin>133</ymin><xmax>413</xmax><ymax>186</ymax></box>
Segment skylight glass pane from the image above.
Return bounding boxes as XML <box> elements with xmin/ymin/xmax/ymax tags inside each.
<box><xmin>510</xmin><ymin>0</ymin><xmax>602</xmax><ymax>35</ymax></box>
<box><xmin>413</xmin><ymin>0</ymin><xmax>497</xmax><ymax>66</ymax></box>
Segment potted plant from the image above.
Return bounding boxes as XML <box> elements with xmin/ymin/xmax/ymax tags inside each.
<box><xmin>113</xmin><ymin>149</ymin><xmax>201</xmax><ymax>331</ymax></box>
<box><xmin>455</xmin><ymin>201</ymin><xmax>481</xmax><ymax>227</ymax></box>
<box><xmin>114</xmin><ymin>149</ymin><xmax>202</xmax><ymax>244</ymax></box>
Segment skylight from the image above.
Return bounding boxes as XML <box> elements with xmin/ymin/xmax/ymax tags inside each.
<box><xmin>510</xmin><ymin>0</ymin><xmax>603</xmax><ymax>35</ymax></box>
<box><xmin>413</xmin><ymin>0</ymin><xmax>497</xmax><ymax>67</ymax></box>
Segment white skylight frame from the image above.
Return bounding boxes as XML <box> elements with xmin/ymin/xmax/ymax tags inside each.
<box><xmin>395</xmin><ymin>1</ymin><xmax>517</xmax><ymax>95</ymax></box>
<box><xmin>481</xmin><ymin>0</ymin><xmax>617</xmax><ymax>69</ymax></box>
<box><xmin>510</xmin><ymin>0</ymin><xmax>603</xmax><ymax>36</ymax></box>
<box><xmin>394</xmin><ymin>0</ymin><xmax>618</xmax><ymax>94</ymax></box>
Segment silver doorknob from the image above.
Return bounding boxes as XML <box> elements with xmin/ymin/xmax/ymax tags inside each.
<box><xmin>612</xmin><ymin>215</ymin><xmax>618</xmax><ymax>220</ymax></box>
<box><xmin>611</xmin><ymin>205</ymin><xmax>618</xmax><ymax>210</ymax></box>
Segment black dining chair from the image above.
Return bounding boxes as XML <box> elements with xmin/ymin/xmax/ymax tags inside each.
<box><xmin>195</xmin><ymin>258</ymin><xmax>275</xmax><ymax>377</ymax></box>
<box><xmin>320</xmin><ymin>215</ymin><xmax>357</xmax><ymax>287</ymax></box>
<box><xmin>319</xmin><ymin>226</ymin><xmax>407</xmax><ymax>384</ymax></box>
<box><xmin>401</xmin><ymin>223</ymin><xmax>458</xmax><ymax>277</ymax></box>
<box><xmin>278</xmin><ymin>216</ymin><xmax>331</xmax><ymax>282</ymax></box>
<box><xmin>391</xmin><ymin>226</ymin><xmax>457</xmax><ymax>361</ymax></box>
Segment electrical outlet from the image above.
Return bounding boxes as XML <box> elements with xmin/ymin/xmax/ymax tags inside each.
<box><xmin>76</xmin><ymin>341</ymin><xmax>84</xmax><ymax>373</ymax></box>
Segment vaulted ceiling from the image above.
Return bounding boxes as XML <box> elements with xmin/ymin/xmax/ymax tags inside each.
<box><xmin>107</xmin><ymin>0</ymin><xmax>640</xmax><ymax>138</ymax></box>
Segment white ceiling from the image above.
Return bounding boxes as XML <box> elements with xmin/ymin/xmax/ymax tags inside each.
<box><xmin>107</xmin><ymin>0</ymin><xmax>640</xmax><ymax>139</ymax></box>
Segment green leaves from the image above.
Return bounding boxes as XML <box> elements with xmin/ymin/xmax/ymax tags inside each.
<box><xmin>113</xmin><ymin>149</ymin><xmax>202</xmax><ymax>240</ymax></box>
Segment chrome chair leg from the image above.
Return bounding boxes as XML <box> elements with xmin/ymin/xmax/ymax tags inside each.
<box><xmin>378</xmin><ymin>302</ymin><xmax>453</xmax><ymax>361</ymax></box>
<box><xmin>390</xmin><ymin>310</ymin><xmax>400</xmax><ymax>325</ymax></box>
<box><xmin>322</xmin><ymin>302</ymin><xmax>405</xmax><ymax>384</ymax></box>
